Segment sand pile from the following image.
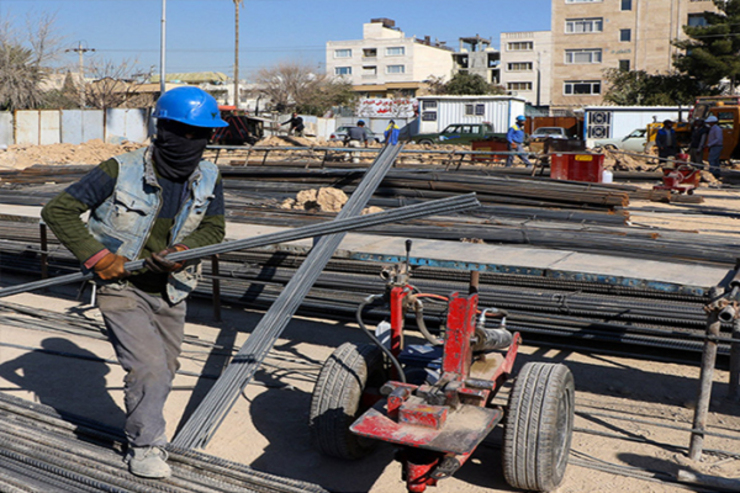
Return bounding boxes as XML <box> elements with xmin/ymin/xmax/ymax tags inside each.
<box><xmin>602</xmin><ymin>148</ymin><xmax>652</xmax><ymax>171</ymax></box>
<box><xmin>256</xmin><ymin>135</ymin><xmax>316</xmax><ymax>147</ymax></box>
<box><xmin>281</xmin><ymin>187</ymin><xmax>348</xmax><ymax>212</ymax></box>
<box><xmin>280</xmin><ymin>187</ymin><xmax>383</xmax><ymax>215</ymax></box>
<box><xmin>0</xmin><ymin>139</ymin><xmax>144</xmax><ymax>170</ymax></box>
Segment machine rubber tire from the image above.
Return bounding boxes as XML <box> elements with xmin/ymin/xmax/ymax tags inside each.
<box><xmin>418</xmin><ymin>139</ymin><xmax>434</xmax><ymax>146</ymax></box>
<box><xmin>604</xmin><ymin>144</ymin><xmax>618</xmax><ymax>151</ymax></box>
<box><xmin>309</xmin><ymin>342</ymin><xmax>386</xmax><ymax>460</ymax></box>
<box><xmin>502</xmin><ymin>362</ymin><xmax>575</xmax><ymax>492</ymax></box>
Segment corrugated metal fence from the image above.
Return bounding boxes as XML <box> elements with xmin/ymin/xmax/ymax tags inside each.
<box><xmin>0</xmin><ymin>109</ymin><xmax>152</xmax><ymax>147</ymax></box>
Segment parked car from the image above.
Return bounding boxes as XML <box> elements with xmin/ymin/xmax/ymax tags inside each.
<box><xmin>531</xmin><ymin>127</ymin><xmax>569</xmax><ymax>139</ymax></box>
<box><xmin>592</xmin><ymin>128</ymin><xmax>648</xmax><ymax>153</ymax></box>
<box><xmin>329</xmin><ymin>126</ymin><xmax>383</xmax><ymax>144</ymax></box>
<box><xmin>412</xmin><ymin>123</ymin><xmax>504</xmax><ymax>146</ymax></box>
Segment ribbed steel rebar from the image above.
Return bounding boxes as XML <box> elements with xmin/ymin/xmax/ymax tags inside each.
<box><xmin>0</xmin><ymin>189</ymin><xmax>479</xmax><ymax>299</ymax></box>
<box><xmin>173</xmin><ymin>144</ymin><xmax>404</xmax><ymax>449</ymax></box>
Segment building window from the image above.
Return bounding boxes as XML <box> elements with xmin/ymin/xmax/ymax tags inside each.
<box><xmin>687</xmin><ymin>14</ymin><xmax>707</xmax><ymax>27</ymax></box>
<box><xmin>362</xmin><ymin>66</ymin><xmax>377</xmax><ymax>76</ymax></box>
<box><xmin>334</xmin><ymin>66</ymin><xmax>352</xmax><ymax>76</ymax></box>
<box><xmin>475</xmin><ymin>104</ymin><xmax>485</xmax><ymax>116</ymax></box>
<box><xmin>363</xmin><ymin>48</ymin><xmax>377</xmax><ymax>58</ymax></box>
<box><xmin>564</xmin><ymin>80</ymin><xmax>601</xmax><ymax>95</ymax></box>
<box><xmin>386</xmin><ymin>64</ymin><xmax>405</xmax><ymax>74</ymax></box>
<box><xmin>465</xmin><ymin>104</ymin><xmax>475</xmax><ymax>116</ymax></box>
<box><xmin>422</xmin><ymin>100</ymin><xmax>438</xmax><ymax>110</ymax></box>
<box><xmin>507</xmin><ymin>62</ymin><xmax>533</xmax><ymax>71</ymax></box>
<box><xmin>508</xmin><ymin>82</ymin><xmax>533</xmax><ymax>91</ymax></box>
<box><xmin>507</xmin><ymin>41</ymin><xmax>533</xmax><ymax>51</ymax></box>
<box><xmin>621</xmin><ymin>0</ymin><xmax>632</xmax><ymax>10</ymax></box>
<box><xmin>565</xmin><ymin>17</ymin><xmax>604</xmax><ymax>33</ymax></box>
<box><xmin>565</xmin><ymin>48</ymin><xmax>602</xmax><ymax>64</ymax></box>
<box><xmin>386</xmin><ymin>46</ymin><xmax>405</xmax><ymax>56</ymax></box>
<box><xmin>619</xmin><ymin>59</ymin><xmax>631</xmax><ymax>71</ymax></box>
<box><xmin>421</xmin><ymin>112</ymin><xmax>437</xmax><ymax>121</ymax></box>
<box><xmin>334</xmin><ymin>49</ymin><xmax>352</xmax><ymax>58</ymax></box>
<box><xmin>620</xmin><ymin>29</ymin><xmax>632</xmax><ymax>42</ymax></box>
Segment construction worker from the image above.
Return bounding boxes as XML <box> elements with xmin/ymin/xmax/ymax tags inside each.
<box><xmin>688</xmin><ymin>118</ymin><xmax>707</xmax><ymax>166</ymax></box>
<box><xmin>344</xmin><ymin>120</ymin><xmax>368</xmax><ymax>163</ymax></box>
<box><xmin>281</xmin><ymin>112</ymin><xmax>305</xmax><ymax>136</ymax></box>
<box><xmin>656</xmin><ymin>120</ymin><xmax>679</xmax><ymax>160</ymax></box>
<box><xmin>41</xmin><ymin>86</ymin><xmax>227</xmax><ymax>479</ymax></box>
<box><xmin>506</xmin><ymin>115</ymin><xmax>532</xmax><ymax>168</ymax></box>
<box><xmin>384</xmin><ymin>119</ymin><xmax>400</xmax><ymax>145</ymax></box>
<box><xmin>705</xmin><ymin>115</ymin><xmax>723</xmax><ymax>179</ymax></box>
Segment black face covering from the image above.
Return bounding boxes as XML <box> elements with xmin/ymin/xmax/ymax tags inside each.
<box><xmin>153</xmin><ymin>120</ymin><xmax>211</xmax><ymax>182</ymax></box>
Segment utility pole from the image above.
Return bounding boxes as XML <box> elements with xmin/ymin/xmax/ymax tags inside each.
<box><xmin>65</xmin><ymin>42</ymin><xmax>95</xmax><ymax>108</ymax></box>
<box><xmin>234</xmin><ymin>0</ymin><xmax>243</xmax><ymax>109</ymax></box>
<box><xmin>160</xmin><ymin>0</ymin><xmax>167</xmax><ymax>95</ymax></box>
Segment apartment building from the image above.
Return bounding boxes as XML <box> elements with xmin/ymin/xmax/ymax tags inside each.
<box><xmin>325</xmin><ymin>18</ymin><xmax>454</xmax><ymax>98</ymax></box>
<box><xmin>550</xmin><ymin>0</ymin><xmax>718</xmax><ymax>110</ymax></box>
<box><xmin>499</xmin><ymin>31</ymin><xmax>552</xmax><ymax>108</ymax></box>
<box><xmin>452</xmin><ymin>35</ymin><xmax>500</xmax><ymax>85</ymax></box>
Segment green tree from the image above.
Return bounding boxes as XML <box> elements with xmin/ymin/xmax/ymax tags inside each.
<box><xmin>0</xmin><ymin>13</ymin><xmax>61</xmax><ymax>110</ymax></box>
<box><xmin>602</xmin><ymin>68</ymin><xmax>709</xmax><ymax>106</ymax></box>
<box><xmin>443</xmin><ymin>72</ymin><xmax>505</xmax><ymax>95</ymax></box>
<box><xmin>673</xmin><ymin>0</ymin><xmax>740</xmax><ymax>90</ymax></box>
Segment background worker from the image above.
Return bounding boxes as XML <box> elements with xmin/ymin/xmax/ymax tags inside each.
<box><xmin>344</xmin><ymin>120</ymin><xmax>368</xmax><ymax>163</ymax></box>
<box><xmin>688</xmin><ymin>119</ymin><xmax>707</xmax><ymax>165</ymax></box>
<box><xmin>705</xmin><ymin>115</ymin><xmax>724</xmax><ymax>178</ymax></box>
<box><xmin>506</xmin><ymin>115</ymin><xmax>532</xmax><ymax>168</ymax></box>
<box><xmin>281</xmin><ymin>111</ymin><xmax>305</xmax><ymax>136</ymax></box>
<box><xmin>656</xmin><ymin>120</ymin><xmax>679</xmax><ymax>161</ymax></box>
<box><xmin>41</xmin><ymin>86</ymin><xmax>227</xmax><ymax>480</ymax></box>
<box><xmin>384</xmin><ymin>119</ymin><xmax>400</xmax><ymax>145</ymax></box>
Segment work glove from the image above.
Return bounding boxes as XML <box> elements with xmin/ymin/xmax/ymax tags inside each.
<box><xmin>144</xmin><ymin>245</ymin><xmax>188</xmax><ymax>273</ymax></box>
<box><xmin>94</xmin><ymin>252</ymin><xmax>130</xmax><ymax>281</ymax></box>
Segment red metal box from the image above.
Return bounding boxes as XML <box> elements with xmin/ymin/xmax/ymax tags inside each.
<box><xmin>550</xmin><ymin>153</ymin><xmax>605</xmax><ymax>183</ymax></box>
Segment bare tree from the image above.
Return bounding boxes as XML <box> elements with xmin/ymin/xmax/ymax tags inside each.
<box><xmin>85</xmin><ymin>58</ymin><xmax>151</xmax><ymax>109</ymax></box>
<box><xmin>255</xmin><ymin>61</ymin><xmax>355</xmax><ymax>115</ymax></box>
<box><xmin>0</xmin><ymin>12</ymin><xmax>61</xmax><ymax>110</ymax></box>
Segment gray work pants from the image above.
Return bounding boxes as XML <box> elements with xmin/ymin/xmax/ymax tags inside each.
<box><xmin>506</xmin><ymin>142</ymin><xmax>532</xmax><ymax>167</ymax></box>
<box><xmin>97</xmin><ymin>283</ymin><xmax>186</xmax><ymax>447</ymax></box>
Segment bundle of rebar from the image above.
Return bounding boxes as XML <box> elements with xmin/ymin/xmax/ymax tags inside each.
<box><xmin>172</xmin><ymin>144</ymin><xmax>403</xmax><ymax>449</ymax></box>
<box><xmin>0</xmin><ymin>392</ymin><xmax>327</xmax><ymax>493</ymax></box>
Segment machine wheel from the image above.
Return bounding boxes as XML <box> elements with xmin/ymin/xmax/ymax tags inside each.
<box><xmin>309</xmin><ymin>342</ymin><xmax>386</xmax><ymax>460</ymax></box>
<box><xmin>502</xmin><ymin>362</ymin><xmax>575</xmax><ymax>492</ymax></box>
<box><xmin>417</xmin><ymin>139</ymin><xmax>434</xmax><ymax>146</ymax></box>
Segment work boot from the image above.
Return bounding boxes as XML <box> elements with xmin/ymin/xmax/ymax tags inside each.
<box><xmin>126</xmin><ymin>446</ymin><xmax>171</xmax><ymax>479</ymax></box>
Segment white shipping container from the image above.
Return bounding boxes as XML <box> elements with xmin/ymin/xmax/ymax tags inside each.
<box><xmin>584</xmin><ymin>106</ymin><xmax>691</xmax><ymax>147</ymax></box>
<box><xmin>416</xmin><ymin>96</ymin><xmax>527</xmax><ymax>135</ymax></box>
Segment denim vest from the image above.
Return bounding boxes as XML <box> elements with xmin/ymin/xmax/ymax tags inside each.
<box><xmin>88</xmin><ymin>146</ymin><xmax>219</xmax><ymax>304</ymax></box>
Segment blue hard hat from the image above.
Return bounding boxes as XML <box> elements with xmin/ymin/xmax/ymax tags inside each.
<box><xmin>516</xmin><ymin>115</ymin><xmax>526</xmax><ymax>122</ymax></box>
<box><xmin>357</xmin><ymin>120</ymin><xmax>365</xmax><ymax>125</ymax></box>
<box><xmin>154</xmin><ymin>86</ymin><xmax>228</xmax><ymax>128</ymax></box>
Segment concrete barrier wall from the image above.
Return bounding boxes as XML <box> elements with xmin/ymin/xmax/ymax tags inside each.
<box><xmin>0</xmin><ymin>109</ymin><xmax>152</xmax><ymax>146</ymax></box>
<box><xmin>0</xmin><ymin>113</ymin><xmax>13</xmax><ymax>147</ymax></box>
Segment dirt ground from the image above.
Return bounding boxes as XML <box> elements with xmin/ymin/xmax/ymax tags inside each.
<box><xmin>1</xmin><ymin>141</ymin><xmax>740</xmax><ymax>492</ymax></box>
<box><xmin>0</xmin><ymin>285</ymin><xmax>739</xmax><ymax>493</ymax></box>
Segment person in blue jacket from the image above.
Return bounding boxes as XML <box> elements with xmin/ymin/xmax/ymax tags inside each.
<box><xmin>384</xmin><ymin>120</ymin><xmax>400</xmax><ymax>145</ymax></box>
<box><xmin>655</xmin><ymin>120</ymin><xmax>679</xmax><ymax>160</ymax></box>
<box><xmin>506</xmin><ymin>115</ymin><xmax>532</xmax><ymax>167</ymax></box>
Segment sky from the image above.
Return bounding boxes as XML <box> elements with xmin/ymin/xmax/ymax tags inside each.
<box><xmin>0</xmin><ymin>0</ymin><xmax>552</xmax><ymax>80</ymax></box>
